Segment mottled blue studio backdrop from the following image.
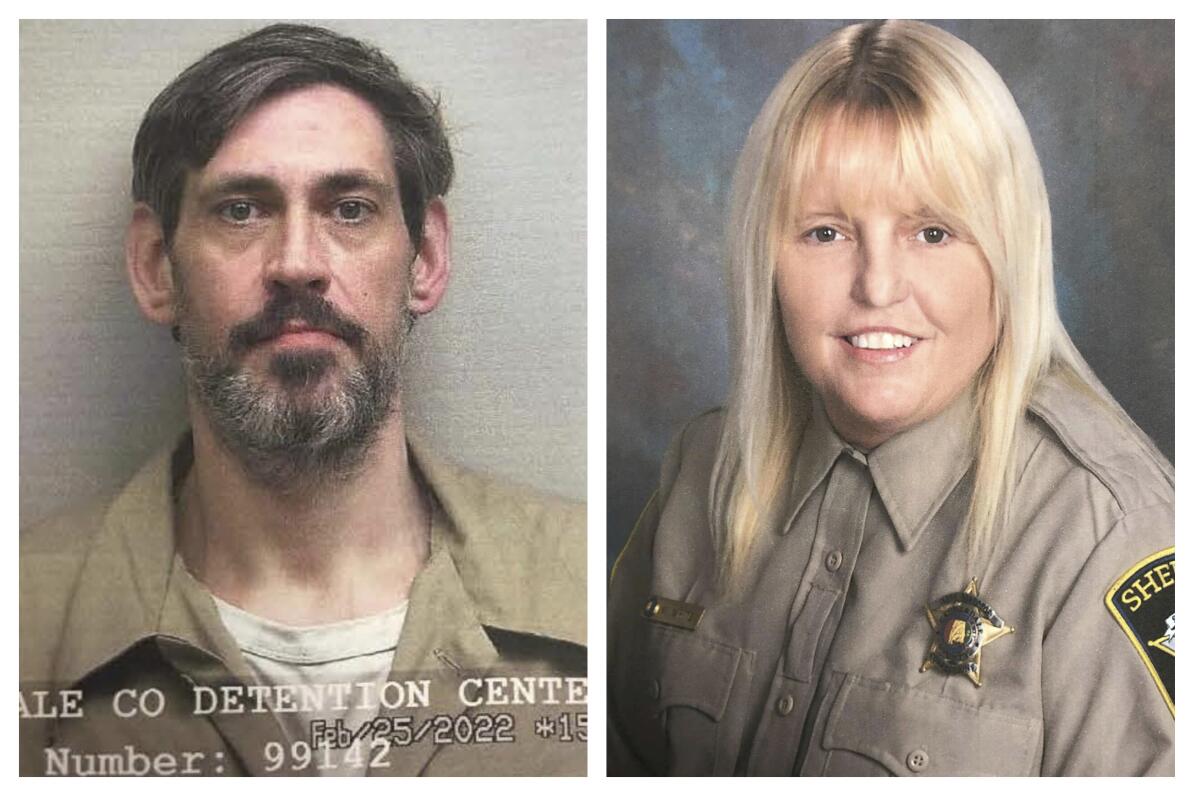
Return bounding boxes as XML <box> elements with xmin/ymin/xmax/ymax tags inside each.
<box><xmin>607</xmin><ymin>20</ymin><xmax>1174</xmax><ymax>566</ymax></box>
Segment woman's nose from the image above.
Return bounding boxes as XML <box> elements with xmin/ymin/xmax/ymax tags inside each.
<box><xmin>851</xmin><ymin>238</ymin><xmax>909</xmax><ymax>307</ymax></box>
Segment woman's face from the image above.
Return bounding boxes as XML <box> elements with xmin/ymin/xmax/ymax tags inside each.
<box><xmin>775</xmin><ymin>160</ymin><xmax>997</xmax><ymax>450</ymax></box>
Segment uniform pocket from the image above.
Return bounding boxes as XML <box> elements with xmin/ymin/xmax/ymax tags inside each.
<box><xmin>821</xmin><ymin>674</ymin><xmax>1040</xmax><ymax>776</ymax></box>
<box><xmin>645</xmin><ymin>624</ymin><xmax>746</xmax><ymax>775</ymax></box>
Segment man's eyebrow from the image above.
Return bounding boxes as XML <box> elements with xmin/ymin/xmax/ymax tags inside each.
<box><xmin>194</xmin><ymin>170</ymin><xmax>396</xmax><ymax>202</ymax></box>
<box><xmin>199</xmin><ymin>173</ymin><xmax>281</xmax><ymax>200</ymax></box>
<box><xmin>314</xmin><ymin>170</ymin><xmax>395</xmax><ymax>196</ymax></box>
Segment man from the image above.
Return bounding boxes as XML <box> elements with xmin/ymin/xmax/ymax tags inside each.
<box><xmin>20</xmin><ymin>23</ymin><xmax>585</xmax><ymax>776</ymax></box>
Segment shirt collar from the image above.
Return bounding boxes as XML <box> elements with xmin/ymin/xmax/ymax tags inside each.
<box><xmin>867</xmin><ymin>390</ymin><xmax>976</xmax><ymax>551</ymax></box>
<box><xmin>785</xmin><ymin>390</ymin><xmax>975</xmax><ymax>552</ymax></box>
<box><xmin>53</xmin><ymin>432</ymin><xmax>584</xmax><ymax>687</ymax></box>
<box><xmin>407</xmin><ymin>436</ymin><xmax>586</xmax><ymax>648</ymax></box>
<box><xmin>786</xmin><ymin>398</ymin><xmax>851</xmax><ymax>516</ymax></box>
<box><xmin>53</xmin><ymin>443</ymin><xmax>179</xmax><ymax>687</ymax></box>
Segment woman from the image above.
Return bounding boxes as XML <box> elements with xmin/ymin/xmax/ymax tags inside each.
<box><xmin>608</xmin><ymin>20</ymin><xmax>1174</xmax><ymax>776</ymax></box>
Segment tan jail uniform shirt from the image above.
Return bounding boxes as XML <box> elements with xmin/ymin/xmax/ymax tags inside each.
<box><xmin>609</xmin><ymin>373</ymin><xmax>1174</xmax><ymax>775</ymax></box>
<box><xmin>21</xmin><ymin>436</ymin><xmax>586</xmax><ymax>776</ymax></box>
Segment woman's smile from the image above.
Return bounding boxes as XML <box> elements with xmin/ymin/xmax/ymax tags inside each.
<box><xmin>837</xmin><ymin>327</ymin><xmax>924</xmax><ymax>364</ymax></box>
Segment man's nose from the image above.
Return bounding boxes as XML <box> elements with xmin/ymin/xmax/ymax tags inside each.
<box><xmin>851</xmin><ymin>237</ymin><xmax>910</xmax><ymax>307</ymax></box>
<box><xmin>264</xmin><ymin>211</ymin><xmax>331</xmax><ymax>293</ymax></box>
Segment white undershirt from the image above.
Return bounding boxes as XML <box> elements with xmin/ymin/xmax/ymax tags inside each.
<box><xmin>213</xmin><ymin>597</ymin><xmax>408</xmax><ymax>776</ymax></box>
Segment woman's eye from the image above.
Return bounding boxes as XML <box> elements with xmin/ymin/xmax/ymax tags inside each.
<box><xmin>335</xmin><ymin>200</ymin><xmax>371</xmax><ymax>222</ymax></box>
<box><xmin>220</xmin><ymin>201</ymin><xmax>260</xmax><ymax>224</ymax></box>
<box><xmin>807</xmin><ymin>226</ymin><xmax>843</xmax><ymax>243</ymax></box>
<box><xmin>918</xmin><ymin>226</ymin><xmax>950</xmax><ymax>244</ymax></box>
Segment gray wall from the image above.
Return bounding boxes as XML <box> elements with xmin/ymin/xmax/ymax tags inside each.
<box><xmin>607</xmin><ymin>20</ymin><xmax>1174</xmax><ymax>566</ymax></box>
<box><xmin>21</xmin><ymin>20</ymin><xmax>587</xmax><ymax>524</ymax></box>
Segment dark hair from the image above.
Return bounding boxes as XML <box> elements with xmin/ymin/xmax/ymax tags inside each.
<box><xmin>131</xmin><ymin>23</ymin><xmax>454</xmax><ymax>247</ymax></box>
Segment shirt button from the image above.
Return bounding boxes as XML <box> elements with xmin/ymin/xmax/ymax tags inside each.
<box><xmin>775</xmin><ymin>694</ymin><xmax>795</xmax><ymax>716</ymax></box>
<box><xmin>648</xmin><ymin>679</ymin><xmax>661</xmax><ymax>700</ymax></box>
<box><xmin>825</xmin><ymin>550</ymin><xmax>843</xmax><ymax>571</ymax></box>
<box><xmin>906</xmin><ymin>748</ymin><xmax>929</xmax><ymax>773</ymax></box>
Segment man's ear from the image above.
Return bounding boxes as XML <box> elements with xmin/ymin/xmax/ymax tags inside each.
<box><xmin>408</xmin><ymin>198</ymin><xmax>450</xmax><ymax>316</ymax></box>
<box><xmin>126</xmin><ymin>203</ymin><xmax>177</xmax><ymax>326</ymax></box>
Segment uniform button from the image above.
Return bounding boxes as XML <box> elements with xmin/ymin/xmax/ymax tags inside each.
<box><xmin>775</xmin><ymin>694</ymin><xmax>795</xmax><ymax>716</ymax></box>
<box><xmin>649</xmin><ymin>679</ymin><xmax>661</xmax><ymax>700</ymax></box>
<box><xmin>906</xmin><ymin>748</ymin><xmax>929</xmax><ymax>773</ymax></box>
<box><xmin>825</xmin><ymin>550</ymin><xmax>843</xmax><ymax>571</ymax></box>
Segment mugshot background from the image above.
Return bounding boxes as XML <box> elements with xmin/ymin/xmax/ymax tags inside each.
<box><xmin>20</xmin><ymin>20</ymin><xmax>586</xmax><ymax>524</ymax></box>
<box><xmin>607</xmin><ymin>20</ymin><xmax>1174</xmax><ymax>567</ymax></box>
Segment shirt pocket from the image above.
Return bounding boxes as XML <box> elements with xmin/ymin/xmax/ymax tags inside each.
<box><xmin>643</xmin><ymin>624</ymin><xmax>747</xmax><ymax>775</ymax></box>
<box><xmin>819</xmin><ymin>673</ymin><xmax>1041</xmax><ymax>776</ymax></box>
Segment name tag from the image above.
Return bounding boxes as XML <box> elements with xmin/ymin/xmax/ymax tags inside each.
<box><xmin>643</xmin><ymin>595</ymin><xmax>705</xmax><ymax>631</ymax></box>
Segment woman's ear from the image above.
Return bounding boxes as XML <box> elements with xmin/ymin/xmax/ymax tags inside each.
<box><xmin>407</xmin><ymin>198</ymin><xmax>451</xmax><ymax>316</ymax></box>
<box><xmin>125</xmin><ymin>204</ymin><xmax>177</xmax><ymax>326</ymax></box>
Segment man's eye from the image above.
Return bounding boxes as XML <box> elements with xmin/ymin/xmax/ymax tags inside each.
<box><xmin>219</xmin><ymin>201</ymin><xmax>261</xmax><ymax>224</ymax></box>
<box><xmin>918</xmin><ymin>226</ymin><xmax>950</xmax><ymax>244</ymax></box>
<box><xmin>335</xmin><ymin>200</ymin><xmax>372</xmax><ymax>222</ymax></box>
<box><xmin>806</xmin><ymin>226</ymin><xmax>843</xmax><ymax>244</ymax></box>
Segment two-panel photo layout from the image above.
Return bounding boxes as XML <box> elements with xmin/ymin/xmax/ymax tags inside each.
<box><xmin>19</xmin><ymin>19</ymin><xmax>1173</xmax><ymax>777</ymax></box>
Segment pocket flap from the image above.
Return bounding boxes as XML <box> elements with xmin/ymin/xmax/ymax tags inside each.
<box><xmin>823</xmin><ymin>675</ymin><xmax>1040</xmax><ymax>776</ymax></box>
<box><xmin>648</xmin><ymin>625</ymin><xmax>742</xmax><ymax>721</ymax></box>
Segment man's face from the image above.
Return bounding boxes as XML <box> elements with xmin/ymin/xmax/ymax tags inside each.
<box><xmin>168</xmin><ymin>84</ymin><xmax>415</xmax><ymax>484</ymax></box>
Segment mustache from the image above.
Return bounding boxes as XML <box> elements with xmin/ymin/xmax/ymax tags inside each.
<box><xmin>227</xmin><ymin>291</ymin><xmax>367</xmax><ymax>355</ymax></box>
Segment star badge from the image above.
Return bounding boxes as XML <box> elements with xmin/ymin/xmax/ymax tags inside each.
<box><xmin>919</xmin><ymin>578</ymin><xmax>1015</xmax><ymax>687</ymax></box>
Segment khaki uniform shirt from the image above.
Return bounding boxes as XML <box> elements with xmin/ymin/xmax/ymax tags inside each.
<box><xmin>21</xmin><ymin>436</ymin><xmax>586</xmax><ymax>776</ymax></box>
<box><xmin>609</xmin><ymin>375</ymin><xmax>1173</xmax><ymax>775</ymax></box>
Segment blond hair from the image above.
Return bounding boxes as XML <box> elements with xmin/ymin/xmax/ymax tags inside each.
<box><xmin>710</xmin><ymin>20</ymin><xmax>1168</xmax><ymax>587</ymax></box>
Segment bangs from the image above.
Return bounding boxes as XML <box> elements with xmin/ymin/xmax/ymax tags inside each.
<box><xmin>784</xmin><ymin>101</ymin><xmax>983</xmax><ymax>238</ymax></box>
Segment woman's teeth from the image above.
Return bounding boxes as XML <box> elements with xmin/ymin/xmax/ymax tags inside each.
<box><xmin>847</xmin><ymin>332</ymin><xmax>916</xmax><ymax>350</ymax></box>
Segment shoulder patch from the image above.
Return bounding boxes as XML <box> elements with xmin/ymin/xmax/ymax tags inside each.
<box><xmin>1106</xmin><ymin>547</ymin><xmax>1174</xmax><ymax>716</ymax></box>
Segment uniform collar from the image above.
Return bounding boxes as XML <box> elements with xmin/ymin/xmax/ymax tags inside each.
<box><xmin>53</xmin><ymin>432</ymin><xmax>583</xmax><ymax>688</ymax></box>
<box><xmin>407</xmin><ymin>436</ymin><xmax>586</xmax><ymax>647</ymax></box>
<box><xmin>787</xmin><ymin>390</ymin><xmax>975</xmax><ymax>552</ymax></box>
<box><xmin>866</xmin><ymin>390</ymin><xmax>975</xmax><ymax>551</ymax></box>
<box><xmin>53</xmin><ymin>443</ymin><xmax>180</xmax><ymax>687</ymax></box>
<box><xmin>786</xmin><ymin>399</ymin><xmax>850</xmax><ymax>515</ymax></box>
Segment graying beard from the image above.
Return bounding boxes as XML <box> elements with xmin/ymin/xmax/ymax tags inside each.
<box><xmin>181</xmin><ymin>332</ymin><xmax>404</xmax><ymax>492</ymax></box>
